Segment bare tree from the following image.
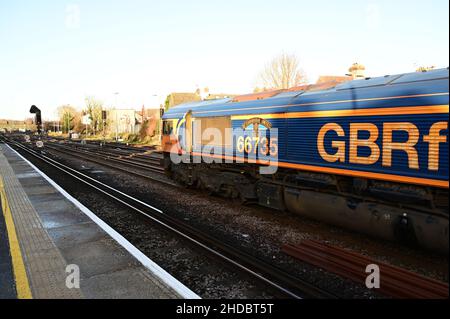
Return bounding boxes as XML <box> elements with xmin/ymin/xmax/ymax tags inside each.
<box><xmin>258</xmin><ymin>52</ymin><xmax>307</xmax><ymax>89</ymax></box>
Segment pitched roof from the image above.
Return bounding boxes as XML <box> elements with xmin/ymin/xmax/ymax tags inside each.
<box><xmin>167</xmin><ymin>93</ymin><xmax>201</xmax><ymax>107</ymax></box>
<box><xmin>316</xmin><ymin>75</ymin><xmax>352</xmax><ymax>84</ymax></box>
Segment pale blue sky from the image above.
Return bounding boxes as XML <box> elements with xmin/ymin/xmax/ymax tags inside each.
<box><xmin>0</xmin><ymin>0</ymin><xmax>448</xmax><ymax>120</ymax></box>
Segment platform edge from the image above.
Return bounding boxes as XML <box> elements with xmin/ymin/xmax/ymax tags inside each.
<box><xmin>5</xmin><ymin>143</ymin><xmax>201</xmax><ymax>299</ymax></box>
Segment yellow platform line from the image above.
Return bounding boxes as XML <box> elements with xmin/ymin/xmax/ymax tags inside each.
<box><xmin>0</xmin><ymin>175</ymin><xmax>32</xmax><ymax>299</ymax></box>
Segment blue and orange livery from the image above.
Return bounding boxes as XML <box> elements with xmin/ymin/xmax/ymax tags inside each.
<box><xmin>163</xmin><ymin>68</ymin><xmax>449</xmax><ymax>188</ymax></box>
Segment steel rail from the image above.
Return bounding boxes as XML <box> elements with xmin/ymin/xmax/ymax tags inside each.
<box><xmin>44</xmin><ymin>143</ymin><xmax>166</xmax><ymax>176</ymax></box>
<box><xmin>43</xmin><ymin>144</ymin><xmax>177</xmax><ymax>187</ymax></box>
<box><xmin>48</xmin><ymin>140</ymin><xmax>163</xmax><ymax>163</ymax></box>
<box><xmin>3</xmin><ymin>138</ymin><xmax>337</xmax><ymax>299</ymax></box>
<box><xmin>49</xmin><ymin>136</ymin><xmax>157</xmax><ymax>153</ymax></box>
<box><xmin>45</xmin><ymin>142</ymin><xmax>164</xmax><ymax>172</ymax></box>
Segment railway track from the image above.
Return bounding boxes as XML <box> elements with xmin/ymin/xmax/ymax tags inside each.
<box><xmin>35</xmin><ymin>139</ymin><xmax>174</xmax><ymax>186</ymax></box>
<box><xmin>61</xmin><ymin>142</ymin><xmax>162</xmax><ymax>163</ymax></box>
<box><xmin>45</xmin><ymin>142</ymin><xmax>164</xmax><ymax>173</ymax></box>
<box><xmin>46</xmin><ymin>137</ymin><xmax>162</xmax><ymax>161</ymax></box>
<box><xmin>2</xmin><ymin>137</ymin><xmax>337</xmax><ymax>299</ymax></box>
<box><xmin>50</xmin><ymin>135</ymin><xmax>157</xmax><ymax>153</ymax></box>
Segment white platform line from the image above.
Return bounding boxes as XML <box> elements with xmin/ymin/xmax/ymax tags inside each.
<box><xmin>5</xmin><ymin>144</ymin><xmax>201</xmax><ymax>299</ymax></box>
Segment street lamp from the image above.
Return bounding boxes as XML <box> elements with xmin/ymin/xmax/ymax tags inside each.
<box><xmin>114</xmin><ymin>92</ymin><xmax>119</xmax><ymax>142</ymax></box>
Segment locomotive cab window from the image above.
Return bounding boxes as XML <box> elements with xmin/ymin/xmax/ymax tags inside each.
<box><xmin>162</xmin><ymin>120</ymin><xmax>173</xmax><ymax>135</ymax></box>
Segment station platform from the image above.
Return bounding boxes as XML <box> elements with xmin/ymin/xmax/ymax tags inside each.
<box><xmin>0</xmin><ymin>143</ymin><xmax>197</xmax><ymax>299</ymax></box>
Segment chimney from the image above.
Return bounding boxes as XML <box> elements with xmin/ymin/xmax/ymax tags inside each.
<box><xmin>347</xmin><ymin>63</ymin><xmax>366</xmax><ymax>80</ymax></box>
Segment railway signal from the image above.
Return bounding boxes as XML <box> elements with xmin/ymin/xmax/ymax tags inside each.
<box><xmin>29</xmin><ymin>105</ymin><xmax>42</xmax><ymax>134</ymax></box>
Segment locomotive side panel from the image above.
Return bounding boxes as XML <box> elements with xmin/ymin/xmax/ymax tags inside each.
<box><xmin>229</xmin><ymin>109</ymin><xmax>448</xmax><ymax>188</ymax></box>
<box><xmin>285</xmin><ymin>111</ymin><xmax>448</xmax><ymax>187</ymax></box>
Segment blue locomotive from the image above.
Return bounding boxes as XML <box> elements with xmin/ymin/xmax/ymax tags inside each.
<box><xmin>162</xmin><ymin>68</ymin><xmax>449</xmax><ymax>253</ymax></box>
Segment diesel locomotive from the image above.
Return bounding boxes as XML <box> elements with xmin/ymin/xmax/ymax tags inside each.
<box><xmin>161</xmin><ymin>68</ymin><xmax>449</xmax><ymax>253</ymax></box>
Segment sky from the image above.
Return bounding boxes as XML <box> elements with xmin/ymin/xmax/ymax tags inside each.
<box><xmin>0</xmin><ymin>0</ymin><xmax>448</xmax><ymax>120</ymax></box>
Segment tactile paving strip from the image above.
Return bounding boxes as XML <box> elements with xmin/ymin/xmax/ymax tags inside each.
<box><xmin>0</xmin><ymin>145</ymin><xmax>83</xmax><ymax>298</ymax></box>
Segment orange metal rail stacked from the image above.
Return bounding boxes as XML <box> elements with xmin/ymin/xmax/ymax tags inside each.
<box><xmin>282</xmin><ymin>240</ymin><xmax>448</xmax><ymax>299</ymax></box>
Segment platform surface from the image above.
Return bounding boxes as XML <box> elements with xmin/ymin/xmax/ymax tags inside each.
<box><xmin>0</xmin><ymin>143</ymin><xmax>182</xmax><ymax>299</ymax></box>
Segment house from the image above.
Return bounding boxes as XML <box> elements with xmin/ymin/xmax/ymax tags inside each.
<box><xmin>316</xmin><ymin>75</ymin><xmax>352</xmax><ymax>84</ymax></box>
<box><xmin>312</xmin><ymin>63</ymin><xmax>366</xmax><ymax>88</ymax></box>
<box><xmin>165</xmin><ymin>93</ymin><xmax>201</xmax><ymax>110</ymax></box>
<box><xmin>106</xmin><ymin>109</ymin><xmax>139</xmax><ymax>135</ymax></box>
<box><xmin>165</xmin><ymin>89</ymin><xmax>236</xmax><ymax>110</ymax></box>
<box><xmin>346</xmin><ymin>63</ymin><xmax>366</xmax><ymax>79</ymax></box>
<box><xmin>0</xmin><ymin>118</ymin><xmax>36</xmax><ymax>132</ymax></box>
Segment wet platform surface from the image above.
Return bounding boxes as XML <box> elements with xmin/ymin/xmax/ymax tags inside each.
<box><xmin>0</xmin><ymin>143</ymin><xmax>186</xmax><ymax>299</ymax></box>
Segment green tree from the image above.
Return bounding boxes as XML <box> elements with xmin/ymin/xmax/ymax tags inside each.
<box><xmin>57</xmin><ymin>105</ymin><xmax>79</xmax><ymax>133</ymax></box>
<box><xmin>85</xmin><ymin>96</ymin><xmax>104</xmax><ymax>135</ymax></box>
<box><xmin>139</xmin><ymin>119</ymin><xmax>149</xmax><ymax>140</ymax></box>
<box><xmin>164</xmin><ymin>95</ymin><xmax>171</xmax><ymax>111</ymax></box>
